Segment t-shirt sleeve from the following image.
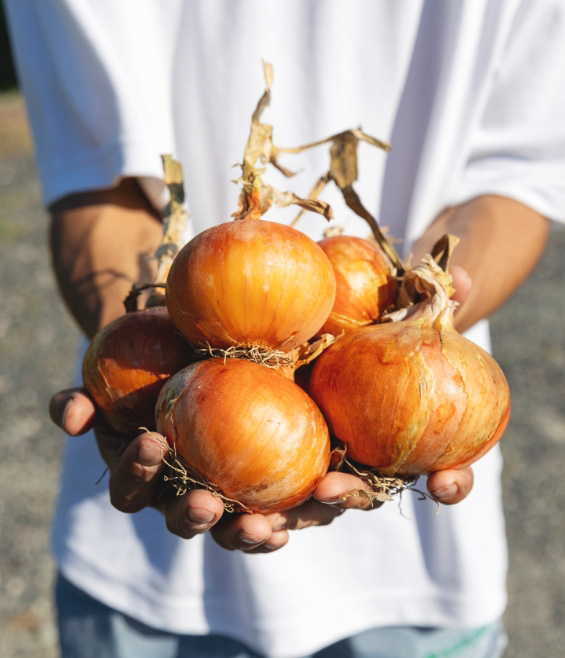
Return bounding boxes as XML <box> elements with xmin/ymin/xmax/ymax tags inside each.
<box><xmin>5</xmin><ymin>0</ymin><xmax>178</xmax><ymax>208</ymax></box>
<box><xmin>449</xmin><ymin>0</ymin><xmax>565</xmax><ymax>224</ymax></box>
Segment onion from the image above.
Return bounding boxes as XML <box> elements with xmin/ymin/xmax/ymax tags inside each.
<box><xmin>82</xmin><ymin>307</ymin><xmax>195</xmax><ymax>434</ymax></box>
<box><xmin>156</xmin><ymin>357</ymin><xmax>331</xmax><ymax>512</ymax></box>
<box><xmin>316</xmin><ymin>235</ymin><xmax>397</xmax><ymax>337</ymax></box>
<box><xmin>309</xmin><ymin>252</ymin><xmax>510</xmax><ymax>476</ymax></box>
<box><xmin>165</xmin><ymin>219</ymin><xmax>336</xmax><ymax>352</ymax></box>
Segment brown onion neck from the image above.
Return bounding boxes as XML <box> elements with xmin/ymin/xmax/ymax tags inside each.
<box><xmin>383</xmin><ymin>234</ymin><xmax>459</xmax><ymax>328</ymax></box>
<box><xmin>233</xmin><ymin>177</ymin><xmax>267</xmax><ymax>221</ymax></box>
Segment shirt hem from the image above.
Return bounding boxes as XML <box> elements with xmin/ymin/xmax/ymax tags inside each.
<box><xmin>54</xmin><ymin>544</ymin><xmax>507</xmax><ymax>658</ymax></box>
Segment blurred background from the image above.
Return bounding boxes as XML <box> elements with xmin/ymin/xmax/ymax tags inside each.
<box><xmin>1</xmin><ymin>8</ymin><xmax>564</xmax><ymax>657</ymax></box>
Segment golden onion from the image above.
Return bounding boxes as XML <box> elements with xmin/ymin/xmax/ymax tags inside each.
<box><xmin>165</xmin><ymin>219</ymin><xmax>336</xmax><ymax>352</ymax></box>
<box><xmin>156</xmin><ymin>358</ymin><xmax>331</xmax><ymax>512</ymax></box>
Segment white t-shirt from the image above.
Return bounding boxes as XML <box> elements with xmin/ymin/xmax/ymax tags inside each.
<box><xmin>7</xmin><ymin>2</ymin><xmax>565</xmax><ymax>657</ymax></box>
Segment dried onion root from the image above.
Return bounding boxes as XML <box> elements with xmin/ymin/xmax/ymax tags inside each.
<box><xmin>328</xmin><ymin>445</ymin><xmax>419</xmax><ymax>504</ymax></box>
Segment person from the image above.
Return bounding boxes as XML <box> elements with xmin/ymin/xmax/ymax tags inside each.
<box><xmin>6</xmin><ymin>1</ymin><xmax>564</xmax><ymax>657</ymax></box>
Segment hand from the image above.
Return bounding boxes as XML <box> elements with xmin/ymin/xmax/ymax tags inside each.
<box><xmin>210</xmin><ymin>460</ymin><xmax>474</xmax><ymax>552</ymax></box>
<box><xmin>450</xmin><ymin>264</ymin><xmax>472</xmax><ymax>330</ymax></box>
<box><xmin>48</xmin><ymin>267</ymin><xmax>475</xmax><ymax>552</ymax></box>
<box><xmin>49</xmin><ymin>388</ymin><xmax>343</xmax><ymax>552</ymax></box>
<box><xmin>50</xmin><ymin>387</ymin><xmax>474</xmax><ymax>553</ymax></box>
<box><xmin>209</xmin><ymin>463</ymin><xmax>473</xmax><ymax>553</ymax></box>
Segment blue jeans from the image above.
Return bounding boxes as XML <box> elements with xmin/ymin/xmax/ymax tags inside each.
<box><xmin>55</xmin><ymin>574</ymin><xmax>507</xmax><ymax>658</ymax></box>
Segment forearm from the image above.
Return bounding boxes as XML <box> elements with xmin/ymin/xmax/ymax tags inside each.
<box><xmin>412</xmin><ymin>195</ymin><xmax>550</xmax><ymax>333</ymax></box>
<box><xmin>49</xmin><ymin>178</ymin><xmax>163</xmax><ymax>338</ymax></box>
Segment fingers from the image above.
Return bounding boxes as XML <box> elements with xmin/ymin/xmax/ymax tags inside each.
<box><xmin>315</xmin><ymin>464</ymin><xmax>474</xmax><ymax>509</ymax></box>
<box><xmin>314</xmin><ymin>471</ymin><xmax>384</xmax><ymax>510</ymax></box>
<box><xmin>172</xmin><ymin>464</ymin><xmax>474</xmax><ymax>550</ymax></box>
<box><xmin>315</xmin><ymin>467</ymin><xmax>474</xmax><ymax>508</ymax></box>
<box><xmin>207</xmin><ymin>471</ymin><xmax>380</xmax><ymax>555</ymax></box>
<box><xmin>104</xmin><ymin>430</ymin><xmax>226</xmax><ymax>534</ymax></box>
<box><xmin>49</xmin><ymin>388</ymin><xmax>96</xmax><ymax>435</ymax></box>
<box><xmin>278</xmin><ymin>497</ymin><xmax>344</xmax><ymax>529</ymax></box>
<box><xmin>450</xmin><ymin>265</ymin><xmax>472</xmax><ymax>309</ymax></box>
<box><xmin>48</xmin><ymin>389</ymin><xmax>368</xmax><ymax>549</ymax></box>
<box><xmin>54</xmin><ymin>384</ymin><xmax>473</xmax><ymax>547</ymax></box>
<box><xmin>211</xmin><ymin>511</ymin><xmax>282</xmax><ymax>553</ymax></box>
<box><xmin>163</xmin><ymin>488</ymin><xmax>225</xmax><ymax>540</ymax></box>
<box><xmin>108</xmin><ymin>431</ymin><xmax>168</xmax><ymax>513</ymax></box>
<box><xmin>427</xmin><ymin>467</ymin><xmax>474</xmax><ymax>505</ymax></box>
<box><xmin>210</xmin><ymin>497</ymin><xmax>344</xmax><ymax>553</ymax></box>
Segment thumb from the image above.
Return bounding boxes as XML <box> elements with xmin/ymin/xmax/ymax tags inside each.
<box><xmin>49</xmin><ymin>388</ymin><xmax>97</xmax><ymax>435</ymax></box>
<box><xmin>450</xmin><ymin>265</ymin><xmax>472</xmax><ymax>310</ymax></box>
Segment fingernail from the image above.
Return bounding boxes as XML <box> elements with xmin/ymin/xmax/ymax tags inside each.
<box><xmin>433</xmin><ymin>483</ymin><xmax>458</xmax><ymax>500</ymax></box>
<box><xmin>187</xmin><ymin>508</ymin><xmax>215</xmax><ymax>525</ymax></box>
<box><xmin>237</xmin><ymin>531</ymin><xmax>262</xmax><ymax>546</ymax></box>
<box><xmin>137</xmin><ymin>443</ymin><xmax>162</xmax><ymax>466</ymax></box>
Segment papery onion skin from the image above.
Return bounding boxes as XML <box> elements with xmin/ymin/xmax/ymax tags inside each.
<box><xmin>165</xmin><ymin>219</ymin><xmax>336</xmax><ymax>351</ymax></box>
<box><xmin>309</xmin><ymin>319</ymin><xmax>510</xmax><ymax>476</ymax></box>
<box><xmin>156</xmin><ymin>358</ymin><xmax>331</xmax><ymax>512</ymax></box>
<box><xmin>82</xmin><ymin>307</ymin><xmax>196</xmax><ymax>434</ymax></box>
<box><xmin>316</xmin><ymin>235</ymin><xmax>397</xmax><ymax>337</ymax></box>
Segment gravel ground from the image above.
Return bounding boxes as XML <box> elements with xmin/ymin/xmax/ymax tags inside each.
<box><xmin>1</xmin><ymin>90</ymin><xmax>564</xmax><ymax>658</ymax></box>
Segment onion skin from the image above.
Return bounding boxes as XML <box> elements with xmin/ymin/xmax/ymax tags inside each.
<box><xmin>165</xmin><ymin>219</ymin><xmax>336</xmax><ymax>351</ymax></box>
<box><xmin>309</xmin><ymin>318</ymin><xmax>510</xmax><ymax>476</ymax></box>
<box><xmin>316</xmin><ymin>235</ymin><xmax>397</xmax><ymax>337</ymax></box>
<box><xmin>82</xmin><ymin>307</ymin><xmax>195</xmax><ymax>434</ymax></box>
<box><xmin>156</xmin><ymin>358</ymin><xmax>331</xmax><ymax>512</ymax></box>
